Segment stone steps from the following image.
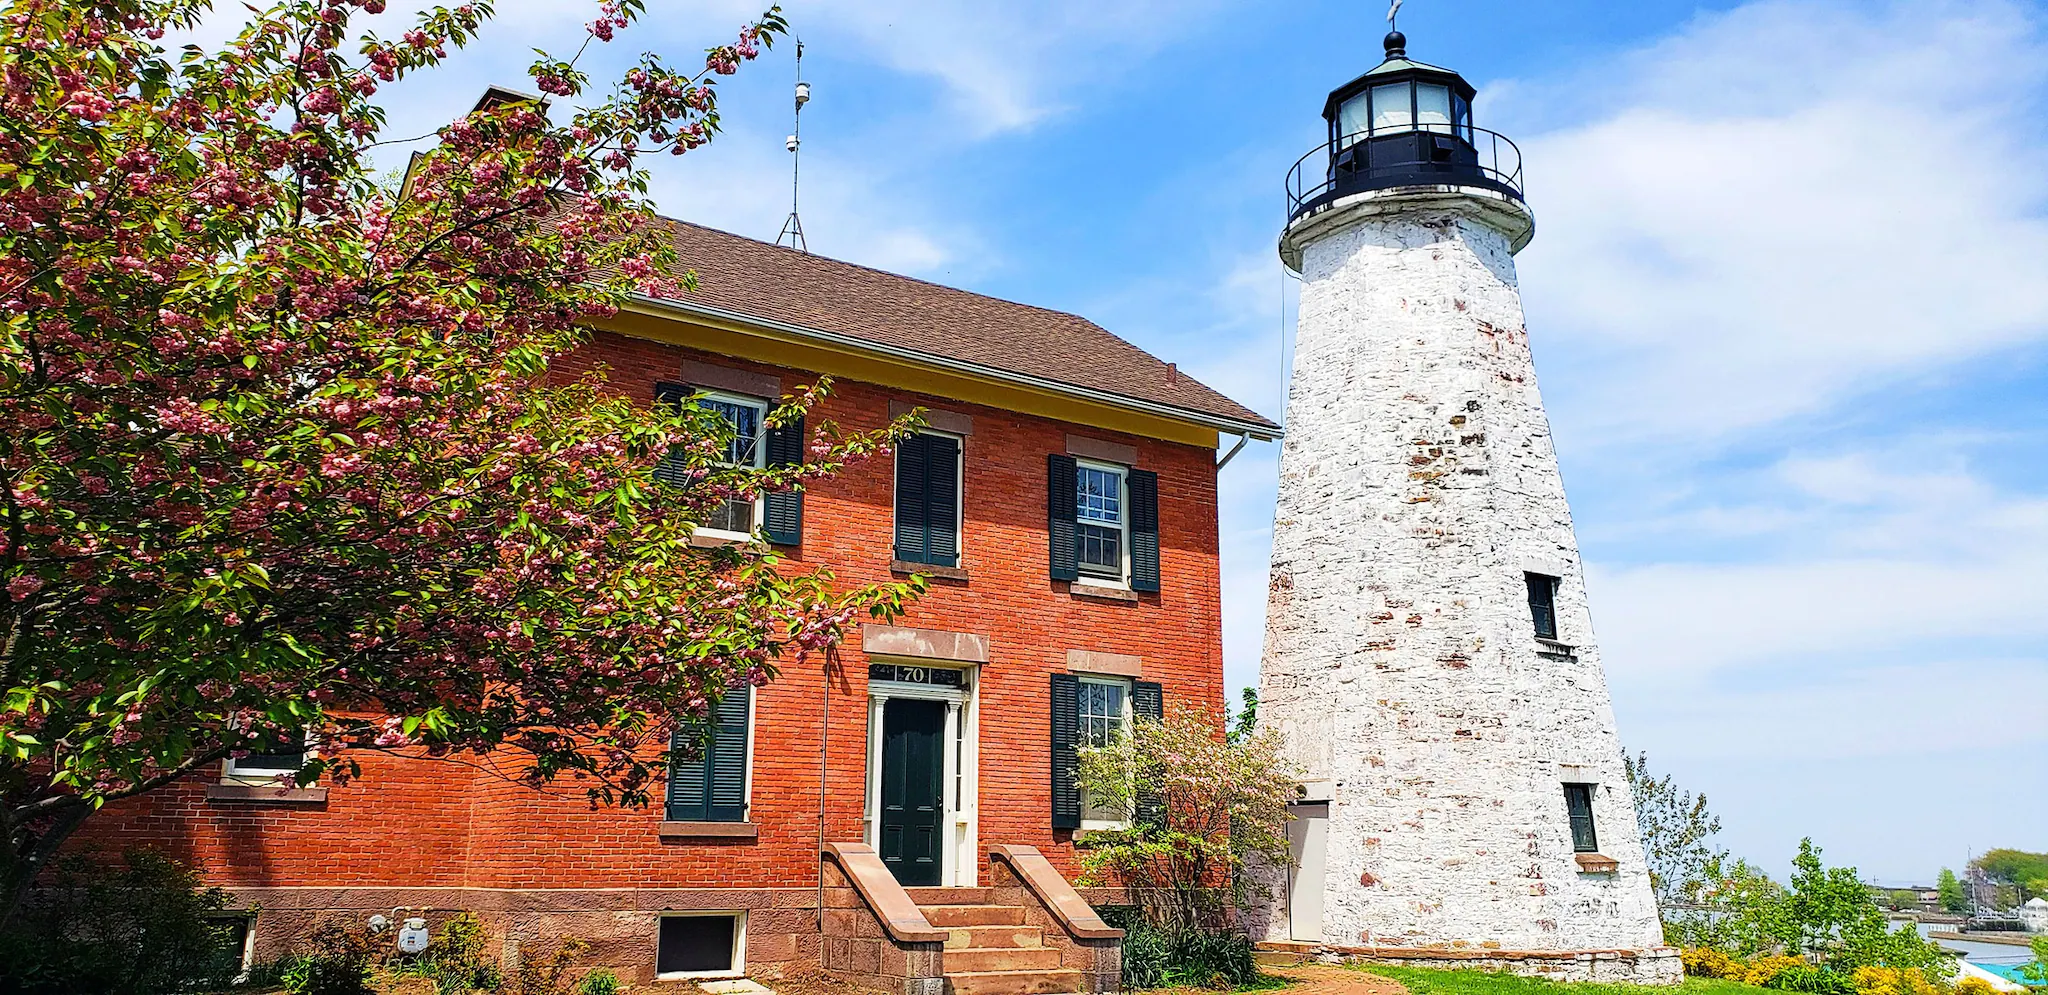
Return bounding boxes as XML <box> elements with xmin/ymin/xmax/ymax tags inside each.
<box><xmin>943</xmin><ymin>968</ymin><xmax>1086</xmax><ymax>995</ymax></box>
<box><xmin>905</xmin><ymin>886</ymin><xmax>995</xmax><ymax>905</ymax></box>
<box><xmin>943</xmin><ymin>946</ymin><xmax>1066</xmax><ymax>973</ymax></box>
<box><xmin>943</xmin><ymin>924</ymin><xmax>1047</xmax><ymax>950</ymax></box>
<box><xmin>906</xmin><ymin>892</ymin><xmax>1076</xmax><ymax>995</ymax></box>
<box><xmin>923</xmin><ymin>904</ymin><xmax>1027</xmax><ymax>927</ymax></box>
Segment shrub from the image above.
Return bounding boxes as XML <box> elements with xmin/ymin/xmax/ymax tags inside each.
<box><xmin>1683</xmin><ymin>947</ymin><xmax>1745</xmax><ymax>979</ymax></box>
<box><xmin>1075</xmin><ymin>705</ymin><xmax>1297</xmax><ymax>932</ymax></box>
<box><xmin>1098</xmin><ymin>906</ymin><xmax>1260</xmax><ymax>991</ymax></box>
<box><xmin>509</xmin><ymin>937</ymin><xmax>592</xmax><ymax>995</ymax></box>
<box><xmin>1766</xmin><ymin>966</ymin><xmax>1858</xmax><ymax>994</ymax></box>
<box><xmin>579</xmin><ymin>967</ymin><xmax>621</xmax><ymax>995</ymax></box>
<box><xmin>1743</xmin><ymin>955</ymin><xmax>1811</xmax><ymax>986</ymax></box>
<box><xmin>1954</xmin><ymin>977</ymin><xmax>1998</xmax><ymax>995</ymax></box>
<box><xmin>1848</xmin><ymin>965</ymin><xmax>1946</xmax><ymax>995</ymax></box>
<box><xmin>390</xmin><ymin>912</ymin><xmax>503</xmax><ymax>995</ymax></box>
<box><xmin>277</xmin><ymin>924</ymin><xmax>378</xmax><ymax>995</ymax></box>
<box><xmin>0</xmin><ymin>848</ymin><xmax>246</xmax><ymax>994</ymax></box>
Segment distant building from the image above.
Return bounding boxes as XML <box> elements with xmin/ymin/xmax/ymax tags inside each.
<box><xmin>2023</xmin><ymin>897</ymin><xmax>2048</xmax><ymax>933</ymax></box>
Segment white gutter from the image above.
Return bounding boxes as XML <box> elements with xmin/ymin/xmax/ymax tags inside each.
<box><xmin>627</xmin><ymin>292</ymin><xmax>1283</xmax><ymax>442</ymax></box>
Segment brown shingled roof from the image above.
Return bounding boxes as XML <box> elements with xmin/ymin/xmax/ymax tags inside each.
<box><xmin>646</xmin><ymin>219</ymin><xmax>1280</xmax><ymax>435</ymax></box>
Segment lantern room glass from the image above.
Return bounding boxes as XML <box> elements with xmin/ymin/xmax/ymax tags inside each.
<box><xmin>1370</xmin><ymin>82</ymin><xmax>1410</xmax><ymax>132</ymax></box>
<box><xmin>1416</xmin><ymin>83</ymin><xmax>1452</xmax><ymax>133</ymax></box>
<box><xmin>1338</xmin><ymin>94</ymin><xmax>1371</xmax><ymax>143</ymax></box>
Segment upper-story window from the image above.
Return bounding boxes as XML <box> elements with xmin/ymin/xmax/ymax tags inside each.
<box><xmin>698</xmin><ymin>391</ymin><xmax>768</xmax><ymax>538</ymax></box>
<box><xmin>894</xmin><ymin>432</ymin><xmax>962</xmax><ymax>568</ymax></box>
<box><xmin>1075</xmin><ymin>461</ymin><xmax>1127</xmax><ymax>583</ymax></box>
<box><xmin>1048</xmin><ymin>454</ymin><xmax>1160</xmax><ymax>594</ymax></box>
<box><xmin>224</xmin><ymin>728</ymin><xmax>307</xmax><ymax>783</ymax></box>
<box><xmin>1526</xmin><ymin>572</ymin><xmax>1559</xmax><ymax>641</ymax></box>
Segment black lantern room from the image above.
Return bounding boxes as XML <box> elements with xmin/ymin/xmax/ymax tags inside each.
<box><xmin>1286</xmin><ymin>30</ymin><xmax>1524</xmax><ymax>223</ymax></box>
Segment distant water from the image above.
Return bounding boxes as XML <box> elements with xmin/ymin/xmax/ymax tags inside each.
<box><xmin>1912</xmin><ymin>921</ymin><xmax>2036</xmax><ymax>980</ymax></box>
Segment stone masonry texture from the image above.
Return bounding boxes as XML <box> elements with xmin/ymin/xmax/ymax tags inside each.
<box><xmin>1257</xmin><ymin>191</ymin><xmax>1676</xmax><ymax>983</ymax></box>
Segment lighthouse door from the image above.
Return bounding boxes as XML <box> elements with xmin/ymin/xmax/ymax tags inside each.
<box><xmin>1286</xmin><ymin>801</ymin><xmax>1329</xmax><ymax>942</ymax></box>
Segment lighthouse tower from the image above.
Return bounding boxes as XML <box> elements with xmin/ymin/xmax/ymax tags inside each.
<box><xmin>1257</xmin><ymin>28</ymin><xmax>1677</xmax><ymax>983</ymax></box>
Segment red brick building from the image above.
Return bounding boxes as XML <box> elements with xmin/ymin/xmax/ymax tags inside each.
<box><xmin>70</xmin><ymin>221</ymin><xmax>1278</xmax><ymax>989</ymax></box>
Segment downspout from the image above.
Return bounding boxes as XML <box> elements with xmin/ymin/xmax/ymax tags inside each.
<box><xmin>818</xmin><ymin>648</ymin><xmax>831</xmax><ymax>926</ymax></box>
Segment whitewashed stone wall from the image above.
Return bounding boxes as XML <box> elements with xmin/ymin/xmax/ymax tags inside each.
<box><xmin>1259</xmin><ymin>189</ymin><xmax>1675</xmax><ymax>983</ymax></box>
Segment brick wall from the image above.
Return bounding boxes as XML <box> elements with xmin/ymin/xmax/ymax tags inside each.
<box><xmin>69</xmin><ymin>329</ymin><xmax>1226</xmax><ymax>907</ymax></box>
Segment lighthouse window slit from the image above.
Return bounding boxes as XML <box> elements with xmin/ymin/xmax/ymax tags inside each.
<box><xmin>1525</xmin><ymin>572</ymin><xmax>1559</xmax><ymax>641</ymax></box>
<box><xmin>1564</xmin><ymin>783</ymin><xmax>1599</xmax><ymax>853</ymax></box>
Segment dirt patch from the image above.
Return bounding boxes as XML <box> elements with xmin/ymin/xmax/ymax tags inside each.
<box><xmin>634</xmin><ymin>966</ymin><xmax>896</xmax><ymax>995</ymax></box>
<box><xmin>1269</xmin><ymin>964</ymin><xmax>1412</xmax><ymax>995</ymax></box>
<box><xmin>1133</xmin><ymin>964</ymin><xmax>1410</xmax><ymax>995</ymax></box>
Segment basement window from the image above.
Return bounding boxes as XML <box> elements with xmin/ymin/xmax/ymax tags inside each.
<box><xmin>656</xmin><ymin>912</ymin><xmax>745</xmax><ymax>979</ymax></box>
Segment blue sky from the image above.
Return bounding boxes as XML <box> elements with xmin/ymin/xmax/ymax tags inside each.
<box><xmin>253</xmin><ymin>0</ymin><xmax>2048</xmax><ymax>884</ymax></box>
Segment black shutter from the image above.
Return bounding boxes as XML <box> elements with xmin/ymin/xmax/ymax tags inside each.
<box><xmin>762</xmin><ymin>415</ymin><xmax>804</xmax><ymax>546</ymax></box>
<box><xmin>1049</xmin><ymin>673</ymin><xmax>1081</xmax><ymax>829</ymax></box>
<box><xmin>1132</xmin><ymin>680</ymin><xmax>1165</xmax><ymax>827</ymax></box>
<box><xmin>1047</xmin><ymin>454</ymin><xmax>1079</xmax><ymax>582</ymax></box>
<box><xmin>666</xmin><ymin>686</ymin><xmax>752</xmax><ymax>823</ymax></box>
<box><xmin>893</xmin><ymin>434</ymin><xmax>960</xmax><ymax>567</ymax></box>
<box><xmin>927</xmin><ymin>435</ymin><xmax>960</xmax><ymax>567</ymax></box>
<box><xmin>1128</xmin><ymin>469</ymin><xmax>1160</xmax><ymax>593</ymax></box>
<box><xmin>894</xmin><ymin>434</ymin><xmax>929</xmax><ymax>562</ymax></box>
<box><xmin>653</xmin><ymin>382</ymin><xmax>691</xmax><ymax>486</ymax></box>
<box><xmin>666</xmin><ymin>723</ymin><xmax>709</xmax><ymax>823</ymax></box>
<box><xmin>708</xmin><ymin>687</ymin><xmax>752</xmax><ymax>822</ymax></box>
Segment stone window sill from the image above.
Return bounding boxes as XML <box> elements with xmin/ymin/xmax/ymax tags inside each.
<box><xmin>1575</xmin><ymin>853</ymin><xmax>1619</xmax><ymax>874</ymax></box>
<box><xmin>659</xmin><ymin>821</ymin><xmax>759</xmax><ymax>841</ymax></box>
<box><xmin>206</xmin><ymin>783</ymin><xmax>328</xmax><ymax>804</ymax></box>
<box><xmin>690</xmin><ymin>530</ymin><xmax>752</xmax><ymax>549</ymax></box>
<box><xmin>1537</xmin><ymin>638</ymin><xmax>1579</xmax><ymax>660</ymax></box>
<box><xmin>1070</xmin><ymin>583</ymin><xmax>1138</xmax><ymax>604</ymax></box>
<box><xmin>890</xmin><ymin>560</ymin><xmax>969</xmax><ymax>582</ymax></box>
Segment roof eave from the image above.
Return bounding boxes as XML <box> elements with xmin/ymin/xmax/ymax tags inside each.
<box><xmin>623</xmin><ymin>292</ymin><xmax>1283</xmax><ymax>442</ymax></box>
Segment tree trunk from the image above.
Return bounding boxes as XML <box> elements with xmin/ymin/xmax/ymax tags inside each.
<box><xmin>2</xmin><ymin>795</ymin><xmax>91</xmax><ymax>928</ymax></box>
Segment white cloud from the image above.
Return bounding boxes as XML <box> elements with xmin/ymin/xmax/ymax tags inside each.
<box><xmin>786</xmin><ymin>0</ymin><xmax>1236</xmax><ymax>135</ymax></box>
<box><xmin>1504</xmin><ymin>0</ymin><xmax>2048</xmax><ymax>448</ymax></box>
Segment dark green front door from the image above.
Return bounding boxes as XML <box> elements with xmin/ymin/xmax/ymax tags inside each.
<box><xmin>879</xmin><ymin>698</ymin><xmax>945</xmax><ymax>887</ymax></box>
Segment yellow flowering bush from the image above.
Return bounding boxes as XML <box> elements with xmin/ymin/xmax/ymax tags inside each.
<box><xmin>1744</xmin><ymin>955</ymin><xmax>1810</xmax><ymax>986</ymax></box>
<box><xmin>1683</xmin><ymin>947</ymin><xmax>1745</xmax><ymax>979</ymax></box>
<box><xmin>1850</xmin><ymin>965</ymin><xmax>1947</xmax><ymax>995</ymax></box>
<box><xmin>1952</xmin><ymin>977</ymin><xmax>1997</xmax><ymax>995</ymax></box>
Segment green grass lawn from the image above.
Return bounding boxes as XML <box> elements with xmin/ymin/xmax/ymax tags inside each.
<box><xmin>1356</xmin><ymin>965</ymin><xmax>1767</xmax><ymax>995</ymax></box>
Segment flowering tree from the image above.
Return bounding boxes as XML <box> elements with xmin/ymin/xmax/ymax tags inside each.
<box><xmin>0</xmin><ymin>0</ymin><xmax>921</xmax><ymax>922</ymax></box>
<box><xmin>1075</xmin><ymin>704</ymin><xmax>1296</xmax><ymax>932</ymax></box>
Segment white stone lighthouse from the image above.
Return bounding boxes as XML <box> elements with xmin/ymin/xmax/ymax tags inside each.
<box><xmin>1257</xmin><ymin>28</ymin><xmax>1677</xmax><ymax>983</ymax></box>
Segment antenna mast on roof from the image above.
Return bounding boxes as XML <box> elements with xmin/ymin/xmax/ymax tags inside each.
<box><xmin>776</xmin><ymin>40</ymin><xmax>810</xmax><ymax>253</ymax></box>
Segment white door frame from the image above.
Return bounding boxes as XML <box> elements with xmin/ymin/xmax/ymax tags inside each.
<box><xmin>1286</xmin><ymin>800</ymin><xmax>1329</xmax><ymax>942</ymax></box>
<box><xmin>863</xmin><ymin>663</ymin><xmax>979</xmax><ymax>887</ymax></box>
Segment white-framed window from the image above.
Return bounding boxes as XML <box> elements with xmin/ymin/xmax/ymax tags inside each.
<box><xmin>697</xmin><ymin>391</ymin><xmax>769</xmax><ymax>540</ymax></box>
<box><xmin>222</xmin><ymin>729</ymin><xmax>308</xmax><ymax>783</ymax></box>
<box><xmin>656</xmin><ymin>910</ymin><xmax>746</xmax><ymax>979</ymax></box>
<box><xmin>1078</xmin><ymin>675</ymin><xmax>1133</xmax><ymax>829</ymax></box>
<box><xmin>1075</xmin><ymin>459</ymin><xmax>1128</xmax><ymax>586</ymax></box>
